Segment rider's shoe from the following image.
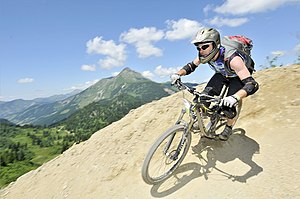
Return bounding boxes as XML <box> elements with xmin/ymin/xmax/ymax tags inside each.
<box><xmin>219</xmin><ymin>125</ymin><xmax>233</xmax><ymax>141</ymax></box>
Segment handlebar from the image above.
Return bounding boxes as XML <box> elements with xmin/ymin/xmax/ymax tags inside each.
<box><xmin>174</xmin><ymin>79</ymin><xmax>196</xmax><ymax>94</ymax></box>
<box><xmin>173</xmin><ymin>80</ymin><xmax>217</xmax><ymax>102</ymax></box>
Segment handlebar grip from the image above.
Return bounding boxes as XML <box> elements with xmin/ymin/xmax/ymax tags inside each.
<box><xmin>174</xmin><ymin>80</ymin><xmax>195</xmax><ymax>94</ymax></box>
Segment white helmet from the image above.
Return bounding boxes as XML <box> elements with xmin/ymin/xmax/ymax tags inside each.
<box><xmin>191</xmin><ymin>27</ymin><xmax>221</xmax><ymax>64</ymax></box>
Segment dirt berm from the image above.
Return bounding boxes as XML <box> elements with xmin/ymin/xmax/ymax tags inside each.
<box><xmin>1</xmin><ymin>65</ymin><xmax>300</xmax><ymax>199</ymax></box>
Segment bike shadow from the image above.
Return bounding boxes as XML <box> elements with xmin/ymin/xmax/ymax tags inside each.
<box><xmin>150</xmin><ymin>128</ymin><xmax>263</xmax><ymax>198</ymax></box>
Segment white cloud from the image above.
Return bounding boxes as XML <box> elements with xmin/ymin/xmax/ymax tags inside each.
<box><xmin>17</xmin><ymin>78</ymin><xmax>34</xmax><ymax>84</ymax></box>
<box><xmin>206</xmin><ymin>16</ymin><xmax>249</xmax><ymax>27</ymax></box>
<box><xmin>81</xmin><ymin>64</ymin><xmax>96</xmax><ymax>71</ymax></box>
<box><xmin>294</xmin><ymin>43</ymin><xmax>300</xmax><ymax>51</ymax></box>
<box><xmin>271</xmin><ymin>51</ymin><xmax>286</xmax><ymax>57</ymax></box>
<box><xmin>120</xmin><ymin>27</ymin><xmax>164</xmax><ymax>58</ymax></box>
<box><xmin>165</xmin><ymin>18</ymin><xmax>203</xmax><ymax>41</ymax></box>
<box><xmin>142</xmin><ymin>71</ymin><xmax>154</xmax><ymax>79</ymax></box>
<box><xmin>135</xmin><ymin>43</ymin><xmax>163</xmax><ymax>58</ymax></box>
<box><xmin>98</xmin><ymin>57</ymin><xmax>126</xmax><ymax>69</ymax></box>
<box><xmin>214</xmin><ymin>0</ymin><xmax>300</xmax><ymax>15</ymax></box>
<box><xmin>67</xmin><ymin>79</ymin><xmax>99</xmax><ymax>91</ymax></box>
<box><xmin>112</xmin><ymin>71</ymin><xmax>120</xmax><ymax>76</ymax></box>
<box><xmin>86</xmin><ymin>36</ymin><xmax>127</xmax><ymax>69</ymax></box>
<box><xmin>203</xmin><ymin>5</ymin><xmax>214</xmax><ymax>16</ymax></box>
<box><xmin>154</xmin><ymin>65</ymin><xmax>180</xmax><ymax>77</ymax></box>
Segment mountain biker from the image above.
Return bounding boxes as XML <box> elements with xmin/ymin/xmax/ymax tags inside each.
<box><xmin>171</xmin><ymin>27</ymin><xmax>259</xmax><ymax>141</ymax></box>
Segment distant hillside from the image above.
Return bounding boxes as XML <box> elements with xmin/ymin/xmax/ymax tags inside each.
<box><xmin>0</xmin><ymin>118</ymin><xmax>15</xmax><ymax>126</ymax></box>
<box><xmin>7</xmin><ymin>68</ymin><xmax>175</xmax><ymax>126</ymax></box>
<box><xmin>0</xmin><ymin>90</ymin><xmax>81</xmax><ymax>119</ymax></box>
<box><xmin>0</xmin><ymin>99</ymin><xmax>37</xmax><ymax>119</ymax></box>
<box><xmin>57</xmin><ymin>93</ymin><xmax>148</xmax><ymax>139</ymax></box>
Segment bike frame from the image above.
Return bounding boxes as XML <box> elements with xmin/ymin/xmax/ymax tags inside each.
<box><xmin>164</xmin><ymin>81</ymin><xmax>229</xmax><ymax>159</ymax></box>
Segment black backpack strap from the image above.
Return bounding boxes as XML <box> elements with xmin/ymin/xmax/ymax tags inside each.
<box><xmin>224</xmin><ymin>52</ymin><xmax>238</xmax><ymax>74</ymax></box>
<box><xmin>225</xmin><ymin>51</ymin><xmax>255</xmax><ymax>74</ymax></box>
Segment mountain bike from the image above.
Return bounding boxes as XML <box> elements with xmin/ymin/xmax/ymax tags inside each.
<box><xmin>141</xmin><ymin>79</ymin><xmax>242</xmax><ymax>184</ymax></box>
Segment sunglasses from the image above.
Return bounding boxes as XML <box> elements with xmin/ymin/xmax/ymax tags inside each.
<box><xmin>196</xmin><ymin>43</ymin><xmax>211</xmax><ymax>51</ymax></box>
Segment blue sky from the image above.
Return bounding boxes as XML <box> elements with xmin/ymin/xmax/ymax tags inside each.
<box><xmin>1</xmin><ymin>0</ymin><xmax>300</xmax><ymax>101</ymax></box>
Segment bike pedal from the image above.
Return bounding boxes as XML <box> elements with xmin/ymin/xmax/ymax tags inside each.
<box><xmin>202</xmin><ymin>133</ymin><xmax>217</xmax><ymax>140</ymax></box>
<box><xmin>192</xmin><ymin>128</ymin><xmax>199</xmax><ymax>133</ymax></box>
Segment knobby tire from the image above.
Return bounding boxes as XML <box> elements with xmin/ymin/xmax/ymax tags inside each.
<box><xmin>141</xmin><ymin>125</ymin><xmax>191</xmax><ymax>184</ymax></box>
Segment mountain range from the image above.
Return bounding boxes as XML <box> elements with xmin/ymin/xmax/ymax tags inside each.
<box><xmin>0</xmin><ymin>90</ymin><xmax>81</xmax><ymax>119</ymax></box>
<box><xmin>1</xmin><ymin>68</ymin><xmax>179</xmax><ymax>126</ymax></box>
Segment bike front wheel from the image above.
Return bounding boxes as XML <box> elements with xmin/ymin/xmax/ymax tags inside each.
<box><xmin>141</xmin><ymin>124</ymin><xmax>191</xmax><ymax>184</ymax></box>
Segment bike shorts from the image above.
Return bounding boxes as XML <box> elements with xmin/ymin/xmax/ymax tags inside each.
<box><xmin>204</xmin><ymin>73</ymin><xmax>244</xmax><ymax>97</ymax></box>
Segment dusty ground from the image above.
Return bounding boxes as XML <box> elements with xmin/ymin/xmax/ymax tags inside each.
<box><xmin>1</xmin><ymin>65</ymin><xmax>300</xmax><ymax>199</ymax></box>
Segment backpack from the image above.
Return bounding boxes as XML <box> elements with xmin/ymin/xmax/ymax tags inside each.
<box><xmin>221</xmin><ymin>35</ymin><xmax>255</xmax><ymax>74</ymax></box>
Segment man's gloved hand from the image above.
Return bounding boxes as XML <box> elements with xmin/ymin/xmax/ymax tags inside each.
<box><xmin>220</xmin><ymin>94</ymin><xmax>240</xmax><ymax>108</ymax></box>
<box><xmin>170</xmin><ymin>73</ymin><xmax>181</xmax><ymax>85</ymax></box>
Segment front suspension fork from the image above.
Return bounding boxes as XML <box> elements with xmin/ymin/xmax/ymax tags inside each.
<box><xmin>164</xmin><ymin>106</ymin><xmax>192</xmax><ymax>160</ymax></box>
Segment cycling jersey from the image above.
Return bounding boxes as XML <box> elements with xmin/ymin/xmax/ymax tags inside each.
<box><xmin>208</xmin><ymin>46</ymin><xmax>251</xmax><ymax>78</ymax></box>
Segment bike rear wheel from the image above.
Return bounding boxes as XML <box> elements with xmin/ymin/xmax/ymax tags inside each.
<box><xmin>141</xmin><ymin>125</ymin><xmax>191</xmax><ymax>184</ymax></box>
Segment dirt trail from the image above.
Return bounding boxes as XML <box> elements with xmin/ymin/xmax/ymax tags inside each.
<box><xmin>1</xmin><ymin>65</ymin><xmax>300</xmax><ymax>199</ymax></box>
